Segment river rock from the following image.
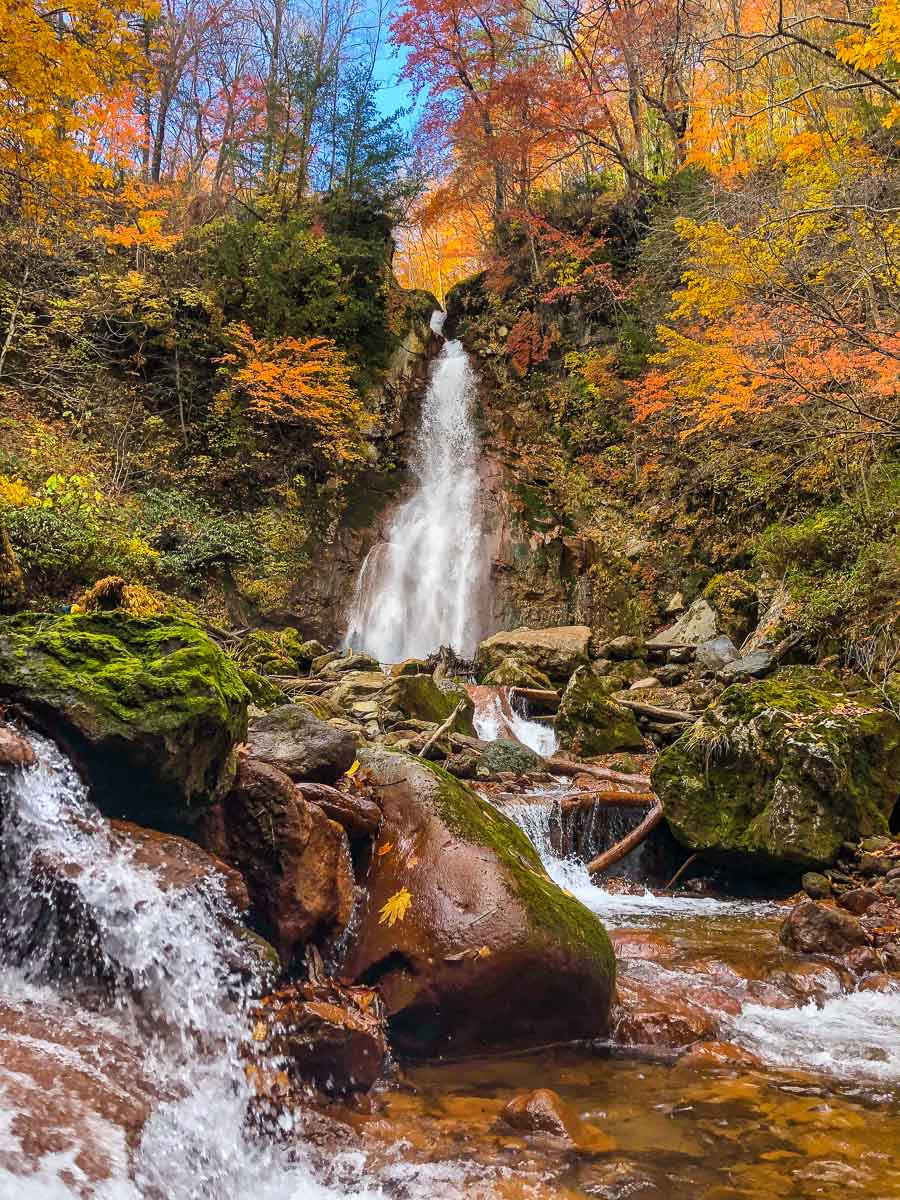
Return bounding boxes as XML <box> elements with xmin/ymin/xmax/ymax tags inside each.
<box><xmin>203</xmin><ymin>758</ymin><xmax>355</xmax><ymax>968</ymax></box>
<box><xmin>0</xmin><ymin>612</ymin><xmax>249</xmax><ymax>831</ymax></box>
<box><xmin>340</xmin><ymin>750</ymin><xmax>616</xmax><ymax>1056</ymax></box>
<box><xmin>802</xmin><ymin>871</ymin><xmax>832</xmax><ymax>900</ymax></box>
<box><xmin>295</xmin><ymin>781</ymin><xmax>382</xmax><ymax>838</ymax></box>
<box><xmin>318</xmin><ymin>652</ymin><xmax>382</xmax><ymax>678</ymax></box>
<box><xmin>501</xmin><ymin>1088</ymin><xmax>614</xmax><ymax>1150</ymax></box>
<box><xmin>250</xmin><ymin>979</ymin><xmax>388</xmax><ymax>1094</ymax></box>
<box><xmin>780</xmin><ymin>900</ymin><xmax>871</xmax><ymax>956</ymax></box>
<box><xmin>838</xmin><ymin>887</ymin><xmax>881</xmax><ymax>915</ymax></box>
<box><xmin>0</xmin><ymin>722</ymin><xmax>35</xmax><ymax>769</ymax></box>
<box><xmin>696</xmin><ymin>635</ymin><xmax>739</xmax><ymax>672</ymax></box>
<box><xmin>556</xmin><ymin>667</ymin><xmax>643</xmax><ymax>757</ymax></box>
<box><xmin>648</xmin><ymin>599</ymin><xmax>718</xmax><ymax>647</ymax></box>
<box><xmin>380</xmin><ymin>674</ymin><xmax>475</xmax><ymax>732</ymax></box>
<box><xmin>720</xmin><ymin>649</ymin><xmax>775</xmax><ymax>680</ymax></box>
<box><xmin>476</xmin><ymin>737</ymin><xmax>544</xmax><ymax>777</ymax></box>
<box><xmin>482</xmin><ymin>656</ymin><xmax>554</xmax><ymax>690</ymax></box>
<box><xmin>652</xmin><ymin>668</ymin><xmax>900</xmax><ymax>871</ymax></box>
<box><xmin>390</xmin><ymin>658</ymin><xmax>429</xmax><ymax>677</ymax></box>
<box><xmin>109</xmin><ymin>820</ymin><xmax>250</xmax><ymax>912</ymax></box>
<box><xmin>247</xmin><ymin>705</ymin><xmax>357</xmax><ymax>784</ymax></box>
<box><xmin>475</xmin><ymin>626</ymin><xmax>591</xmax><ymax>685</ymax></box>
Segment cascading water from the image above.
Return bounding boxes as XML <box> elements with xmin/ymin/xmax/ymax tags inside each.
<box><xmin>0</xmin><ymin>734</ymin><xmax>387</xmax><ymax>1199</ymax></box>
<box><xmin>344</xmin><ymin>312</ymin><xmax>492</xmax><ymax>662</ymax></box>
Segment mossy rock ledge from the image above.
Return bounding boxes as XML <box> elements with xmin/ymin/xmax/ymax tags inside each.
<box><xmin>0</xmin><ymin>612</ymin><xmax>249</xmax><ymax>831</ymax></box>
<box><xmin>341</xmin><ymin>749</ymin><xmax>615</xmax><ymax>1057</ymax></box>
<box><xmin>556</xmin><ymin>667</ymin><xmax>644</xmax><ymax>757</ymax></box>
<box><xmin>652</xmin><ymin>668</ymin><xmax>900</xmax><ymax>872</ymax></box>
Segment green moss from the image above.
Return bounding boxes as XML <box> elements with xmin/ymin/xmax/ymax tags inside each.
<box><xmin>0</xmin><ymin>611</ymin><xmax>250</xmax><ymax>829</ymax></box>
<box><xmin>482</xmin><ymin>657</ymin><xmax>553</xmax><ymax>690</ymax></box>
<box><xmin>240</xmin><ymin>627</ymin><xmax>311</xmax><ymax>675</ymax></box>
<box><xmin>239</xmin><ymin>667</ymin><xmax>288</xmax><ymax>709</ymax></box>
<box><xmin>416</xmin><ymin>757</ymin><xmax>616</xmax><ymax>977</ymax></box>
<box><xmin>381</xmin><ymin>674</ymin><xmax>475</xmax><ymax>734</ymax></box>
<box><xmin>703</xmin><ymin>571</ymin><xmax>758</xmax><ymax>643</ymax></box>
<box><xmin>556</xmin><ymin>667</ymin><xmax>643</xmax><ymax>756</ymax></box>
<box><xmin>653</xmin><ymin>667</ymin><xmax>900</xmax><ymax>870</ymax></box>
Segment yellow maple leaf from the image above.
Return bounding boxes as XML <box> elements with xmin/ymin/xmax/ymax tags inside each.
<box><xmin>378</xmin><ymin>887</ymin><xmax>413</xmax><ymax>927</ymax></box>
<box><xmin>345</xmin><ymin>759</ymin><xmax>360</xmax><ymax>778</ymax></box>
<box><xmin>376</xmin><ymin>841</ymin><xmax>394</xmax><ymax>856</ymax></box>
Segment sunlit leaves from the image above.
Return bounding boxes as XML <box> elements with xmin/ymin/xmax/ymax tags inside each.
<box><xmin>378</xmin><ymin>887</ymin><xmax>413</xmax><ymax>927</ymax></box>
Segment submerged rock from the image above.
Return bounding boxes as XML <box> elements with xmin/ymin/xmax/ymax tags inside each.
<box><xmin>0</xmin><ymin>722</ymin><xmax>35</xmax><ymax>769</ymax></box>
<box><xmin>0</xmin><ymin>612</ymin><xmax>249</xmax><ymax>831</ymax></box>
<box><xmin>203</xmin><ymin>758</ymin><xmax>355</xmax><ymax>968</ymax></box>
<box><xmin>501</xmin><ymin>1088</ymin><xmax>615</xmax><ymax>1150</ymax></box>
<box><xmin>652</xmin><ymin>668</ymin><xmax>900</xmax><ymax>871</ymax></box>
<box><xmin>475</xmin><ymin>626</ymin><xmax>590</xmax><ymax>685</ymax></box>
<box><xmin>556</xmin><ymin>667</ymin><xmax>643</xmax><ymax>757</ymax></box>
<box><xmin>341</xmin><ymin>750</ymin><xmax>616</xmax><ymax>1057</ymax></box>
<box><xmin>247</xmin><ymin>704</ymin><xmax>357</xmax><ymax>784</ymax></box>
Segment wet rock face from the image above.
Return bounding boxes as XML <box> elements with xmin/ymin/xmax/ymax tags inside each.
<box><xmin>0</xmin><ymin>612</ymin><xmax>249</xmax><ymax>832</ymax></box>
<box><xmin>247</xmin><ymin>705</ymin><xmax>357</xmax><ymax>785</ymax></box>
<box><xmin>475</xmin><ymin>625</ymin><xmax>591</xmax><ymax>685</ymax></box>
<box><xmin>250</xmin><ymin>980</ymin><xmax>388</xmax><ymax>1095</ymax></box>
<box><xmin>0</xmin><ymin>995</ymin><xmax>156</xmax><ymax>1189</ymax></box>
<box><xmin>481</xmin><ymin>656</ymin><xmax>554</xmax><ymax>689</ymax></box>
<box><xmin>0</xmin><ymin>723</ymin><xmax>35</xmax><ymax>769</ymax></box>
<box><xmin>203</xmin><ymin>758</ymin><xmax>355</xmax><ymax>968</ymax></box>
<box><xmin>380</xmin><ymin>674</ymin><xmax>475</xmax><ymax>732</ymax></box>
<box><xmin>653</xmin><ymin>668</ymin><xmax>900</xmax><ymax>871</ymax></box>
<box><xmin>340</xmin><ymin>750</ymin><xmax>616</xmax><ymax>1058</ymax></box>
<box><xmin>476</xmin><ymin>738</ymin><xmax>544</xmax><ymax>777</ymax></box>
<box><xmin>556</xmin><ymin>667</ymin><xmax>644</xmax><ymax>758</ymax></box>
<box><xmin>780</xmin><ymin>900</ymin><xmax>871</xmax><ymax>956</ymax></box>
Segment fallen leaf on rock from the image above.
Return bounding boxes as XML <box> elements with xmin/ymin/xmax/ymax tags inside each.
<box><xmin>376</xmin><ymin>842</ymin><xmax>394</xmax><ymax>857</ymax></box>
<box><xmin>379</xmin><ymin>887</ymin><xmax>412</xmax><ymax>927</ymax></box>
<box><xmin>345</xmin><ymin>760</ymin><xmax>360</xmax><ymax>778</ymax></box>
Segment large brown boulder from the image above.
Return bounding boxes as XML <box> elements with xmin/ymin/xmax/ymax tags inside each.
<box><xmin>475</xmin><ymin>626</ymin><xmax>591</xmax><ymax>685</ymax></box>
<box><xmin>203</xmin><ymin>758</ymin><xmax>355</xmax><ymax>969</ymax></box>
<box><xmin>339</xmin><ymin>750</ymin><xmax>616</xmax><ymax>1058</ymax></box>
<box><xmin>247</xmin><ymin>705</ymin><xmax>357</xmax><ymax>784</ymax></box>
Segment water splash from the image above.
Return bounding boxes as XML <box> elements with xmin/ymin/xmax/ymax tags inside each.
<box><xmin>345</xmin><ymin>311</ymin><xmax>492</xmax><ymax>661</ymax></box>
<box><xmin>470</xmin><ymin>687</ymin><xmax>559</xmax><ymax>757</ymax></box>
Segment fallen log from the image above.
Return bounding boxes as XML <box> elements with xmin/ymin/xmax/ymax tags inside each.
<box><xmin>586</xmin><ymin>802</ymin><xmax>664</xmax><ymax>876</ymax></box>
<box><xmin>546</xmin><ymin>758</ymin><xmax>650</xmax><ymax>789</ymax></box>
<box><xmin>614</xmin><ymin>697</ymin><xmax>701</xmax><ymax>722</ymax></box>
<box><xmin>560</xmin><ymin>791</ymin><xmax>656</xmax><ymax>811</ymax></box>
<box><xmin>509</xmin><ymin>686</ymin><xmax>560</xmax><ymax>711</ymax></box>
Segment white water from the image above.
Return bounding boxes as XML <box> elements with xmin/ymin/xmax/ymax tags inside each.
<box><xmin>502</xmin><ymin>794</ymin><xmax>900</xmax><ymax>1087</ymax></box>
<box><xmin>345</xmin><ymin>311</ymin><xmax>492</xmax><ymax>661</ymax></box>
<box><xmin>0</xmin><ymin>736</ymin><xmax>395</xmax><ymax>1198</ymax></box>
<box><xmin>471</xmin><ymin>693</ymin><xmax>559</xmax><ymax>757</ymax></box>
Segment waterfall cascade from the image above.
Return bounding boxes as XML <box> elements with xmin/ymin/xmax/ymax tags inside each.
<box><xmin>344</xmin><ymin>311</ymin><xmax>492</xmax><ymax>662</ymax></box>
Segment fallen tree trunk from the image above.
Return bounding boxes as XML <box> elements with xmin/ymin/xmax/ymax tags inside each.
<box><xmin>547</xmin><ymin>758</ymin><xmax>650</xmax><ymax>789</ymax></box>
<box><xmin>614</xmin><ymin>697</ymin><xmax>701</xmax><ymax>722</ymax></box>
<box><xmin>560</xmin><ymin>791</ymin><xmax>656</xmax><ymax>811</ymax></box>
<box><xmin>586</xmin><ymin>802</ymin><xmax>664</xmax><ymax>876</ymax></box>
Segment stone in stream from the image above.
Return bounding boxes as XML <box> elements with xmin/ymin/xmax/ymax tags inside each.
<box><xmin>653</xmin><ymin>668</ymin><xmax>900</xmax><ymax>871</ymax></box>
<box><xmin>0</xmin><ymin>612</ymin><xmax>249</xmax><ymax>832</ymax></box>
<box><xmin>475</xmin><ymin>737</ymin><xmax>544</xmax><ymax>777</ymax></box>
<box><xmin>247</xmin><ymin>704</ymin><xmax>357</xmax><ymax>784</ymax></box>
<box><xmin>802</xmin><ymin>871</ymin><xmax>832</xmax><ymax>900</ymax></box>
<box><xmin>501</xmin><ymin>1088</ymin><xmax>615</xmax><ymax>1151</ymax></box>
<box><xmin>340</xmin><ymin>749</ymin><xmax>616</xmax><ymax>1057</ymax></box>
<box><xmin>475</xmin><ymin>625</ymin><xmax>591</xmax><ymax>685</ymax></box>
<box><xmin>779</xmin><ymin>900</ymin><xmax>871</xmax><ymax>956</ymax></box>
<box><xmin>555</xmin><ymin>666</ymin><xmax>644</xmax><ymax>757</ymax></box>
<box><xmin>0</xmin><ymin>722</ymin><xmax>35</xmax><ymax>769</ymax></box>
<box><xmin>838</xmin><ymin>887</ymin><xmax>881</xmax><ymax>915</ymax></box>
<box><xmin>201</xmin><ymin>757</ymin><xmax>355</xmax><ymax>968</ymax></box>
<box><xmin>720</xmin><ymin>648</ymin><xmax>775</xmax><ymax>680</ymax></box>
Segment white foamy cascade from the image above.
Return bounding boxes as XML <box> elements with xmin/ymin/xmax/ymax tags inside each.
<box><xmin>0</xmin><ymin>734</ymin><xmax>386</xmax><ymax>1199</ymax></box>
<box><xmin>344</xmin><ymin>311</ymin><xmax>492</xmax><ymax>661</ymax></box>
<box><xmin>470</xmin><ymin>689</ymin><xmax>558</xmax><ymax>757</ymax></box>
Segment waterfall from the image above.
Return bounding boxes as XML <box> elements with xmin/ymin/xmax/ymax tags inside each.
<box><xmin>0</xmin><ymin>734</ymin><xmax>383</xmax><ymax>1199</ymax></box>
<box><xmin>344</xmin><ymin>311</ymin><xmax>492</xmax><ymax>662</ymax></box>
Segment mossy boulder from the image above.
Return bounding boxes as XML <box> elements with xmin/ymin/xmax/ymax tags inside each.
<box><xmin>482</xmin><ymin>657</ymin><xmax>554</xmax><ymax>690</ymax></box>
<box><xmin>475</xmin><ymin>626</ymin><xmax>591</xmax><ymax>685</ymax></box>
<box><xmin>476</xmin><ymin>738</ymin><xmax>544</xmax><ymax>777</ymax></box>
<box><xmin>0</xmin><ymin>612</ymin><xmax>249</xmax><ymax>831</ymax></box>
<box><xmin>241</xmin><ymin>627</ymin><xmax>312</xmax><ymax>675</ymax></box>
<box><xmin>652</xmin><ymin>668</ymin><xmax>900</xmax><ymax>872</ymax></box>
<box><xmin>556</xmin><ymin>667</ymin><xmax>644</xmax><ymax>757</ymax></box>
<box><xmin>380</xmin><ymin>674</ymin><xmax>475</xmax><ymax>734</ymax></box>
<box><xmin>342</xmin><ymin>750</ymin><xmax>615</xmax><ymax>1056</ymax></box>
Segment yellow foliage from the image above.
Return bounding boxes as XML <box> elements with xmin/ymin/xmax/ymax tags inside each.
<box><xmin>0</xmin><ymin>475</ymin><xmax>38</xmax><ymax>507</ymax></box>
<box><xmin>74</xmin><ymin>576</ymin><xmax>167</xmax><ymax>617</ymax></box>
<box><xmin>378</xmin><ymin>887</ymin><xmax>413</xmax><ymax>927</ymax></box>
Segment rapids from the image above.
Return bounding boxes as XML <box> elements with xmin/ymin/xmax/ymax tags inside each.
<box><xmin>344</xmin><ymin>311</ymin><xmax>492</xmax><ymax>661</ymax></box>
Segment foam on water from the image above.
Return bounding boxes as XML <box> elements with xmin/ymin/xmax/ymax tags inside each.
<box><xmin>729</xmin><ymin>991</ymin><xmax>900</xmax><ymax>1085</ymax></box>
<box><xmin>345</xmin><ymin>310</ymin><xmax>492</xmax><ymax>661</ymax></box>
<box><xmin>471</xmin><ymin>693</ymin><xmax>559</xmax><ymax>757</ymax></box>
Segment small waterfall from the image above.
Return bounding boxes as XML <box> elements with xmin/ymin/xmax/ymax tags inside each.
<box><xmin>0</xmin><ymin>734</ymin><xmax>383</xmax><ymax>1199</ymax></box>
<box><xmin>470</xmin><ymin>686</ymin><xmax>558</xmax><ymax>757</ymax></box>
<box><xmin>345</xmin><ymin>311</ymin><xmax>492</xmax><ymax>661</ymax></box>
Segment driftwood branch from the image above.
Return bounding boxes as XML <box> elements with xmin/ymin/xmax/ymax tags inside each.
<box><xmin>419</xmin><ymin>700</ymin><xmax>467</xmax><ymax>759</ymax></box>
<box><xmin>663</xmin><ymin>853</ymin><xmax>700</xmax><ymax>892</ymax></box>
<box><xmin>547</xmin><ymin>758</ymin><xmax>650</xmax><ymax>788</ymax></box>
<box><xmin>615</xmin><ymin>697</ymin><xmax>701</xmax><ymax>722</ymax></box>
<box><xmin>586</xmin><ymin>803</ymin><xmax>664</xmax><ymax>876</ymax></box>
<box><xmin>560</xmin><ymin>790</ymin><xmax>656</xmax><ymax>810</ymax></box>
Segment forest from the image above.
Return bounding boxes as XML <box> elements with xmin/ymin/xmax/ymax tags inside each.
<box><xmin>0</xmin><ymin>0</ymin><xmax>899</xmax><ymax>1196</ymax></box>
